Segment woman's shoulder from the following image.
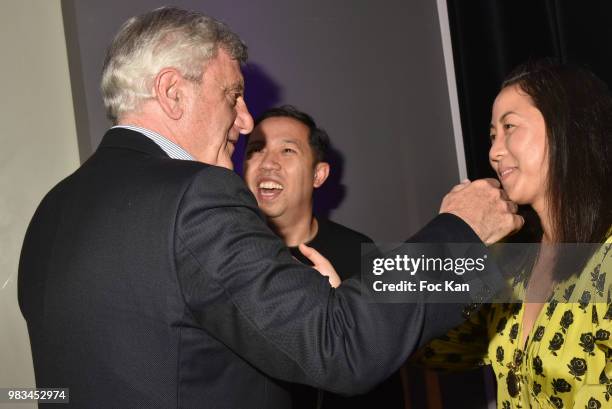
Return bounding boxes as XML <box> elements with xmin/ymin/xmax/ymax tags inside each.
<box><xmin>550</xmin><ymin>237</ymin><xmax>610</xmax><ymax>314</ymax></box>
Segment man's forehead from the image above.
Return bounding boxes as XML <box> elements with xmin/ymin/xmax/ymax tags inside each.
<box><xmin>252</xmin><ymin>118</ymin><xmax>309</xmax><ymax>142</ymax></box>
<box><xmin>220</xmin><ymin>64</ymin><xmax>244</xmax><ymax>89</ymax></box>
<box><xmin>259</xmin><ymin>116</ymin><xmax>308</xmax><ymax>132</ymax></box>
<box><xmin>226</xmin><ymin>60</ymin><xmax>245</xmax><ymax>86</ymax></box>
<box><xmin>207</xmin><ymin>49</ymin><xmax>244</xmax><ymax>86</ymax></box>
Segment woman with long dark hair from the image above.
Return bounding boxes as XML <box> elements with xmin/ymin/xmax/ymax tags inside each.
<box><xmin>414</xmin><ymin>60</ymin><xmax>611</xmax><ymax>408</ymax></box>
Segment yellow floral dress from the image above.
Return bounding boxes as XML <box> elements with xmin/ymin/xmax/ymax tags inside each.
<box><xmin>415</xmin><ymin>239</ymin><xmax>612</xmax><ymax>408</ymax></box>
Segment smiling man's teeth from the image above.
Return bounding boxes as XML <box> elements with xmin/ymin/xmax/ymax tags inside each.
<box><xmin>259</xmin><ymin>181</ymin><xmax>284</xmax><ymax>189</ymax></box>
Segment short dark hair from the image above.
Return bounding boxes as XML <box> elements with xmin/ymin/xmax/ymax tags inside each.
<box><xmin>252</xmin><ymin>105</ymin><xmax>330</xmax><ymax>163</ymax></box>
<box><xmin>501</xmin><ymin>59</ymin><xmax>611</xmax><ymax>244</ymax></box>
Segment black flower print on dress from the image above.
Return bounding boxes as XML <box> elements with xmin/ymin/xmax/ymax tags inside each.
<box><xmin>591</xmin><ymin>265</ymin><xmax>605</xmax><ymax>297</ymax></box>
<box><xmin>550</xmin><ymin>396</ymin><xmax>564</xmax><ymax>408</ymax></box>
<box><xmin>546</xmin><ymin>300</ymin><xmax>559</xmax><ymax>319</ymax></box>
<box><xmin>509</xmin><ymin>303</ymin><xmax>521</xmax><ymax>316</ymax></box>
<box><xmin>605</xmin><ymin>383</ymin><xmax>612</xmax><ymax>402</ymax></box>
<box><xmin>563</xmin><ymin>284</ymin><xmax>575</xmax><ymax>301</ymax></box>
<box><xmin>560</xmin><ymin>310</ymin><xmax>574</xmax><ymax>333</ymax></box>
<box><xmin>549</xmin><ymin>332</ymin><xmax>565</xmax><ymax>356</ymax></box>
<box><xmin>595</xmin><ymin>329</ymin><xmax>610</xmax><ymax>341</ymax></box>
<box><xmin>533</xmin><ymin>356</ymin><xmax>544</xmax><ymax>376</ymax></box>
<box><xmin>509</xmin><ymin>323</ymin><xmax>519</xmax><ymax>343</ymax></box>
<box><xmin>496</xmin><ymin>346</ymin><xmax>505</xmax><ymax>364</ymax></box>
<box><xmin>513</xmin><ymin>349</ymin><xmax>523</xmax><ymax>367</ymax></box>
<box><xmin>579</xmin><ymin>291</ymin><xmax>592</xmax><ymax>312</ymax></box>
<box><xmin>533</xmin><ymin>381</ymin><xmax>541</xmax><ymax>395</ymax></box>
<box><xmin>533</xmin><ymin>325</ymin><xmax>545</xmax><ymax>342</ymax></box>
<box><xmin>599</xmin><ymin>369</ymin><xmax>609</xmax><ymax>385</ymax></box>
<box><xmin>579</xmin><ymin>333</ymin><xmax>596</xmax><ymax>356</ymax></box>
<box><xmin>586</xmin><ymin>397</ymin><xmax>602</xmax><ymax>409</ymax></box>
<box><xmin>551</xmin><ymin>378</ymin><xmax>572</xmax><ymax>394</ymax></box>
<box><xmin>567</xmin><ymin>357</ymin><xmax>587</xmax><ymax>380</ymax></box>
<box><xmin>497</xmin><ymin>317</ymin><xmax>508</xmax><ymax>335</ymax></box>
<box><xmin>413</xmin><ymin>241</ymin><xmax>611</xmax><ymax>409</ymax></box>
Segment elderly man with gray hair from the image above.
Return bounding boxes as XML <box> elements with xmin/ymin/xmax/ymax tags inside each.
<box><xmin>18</xmin><ymin>6</ymin><xmax>522</xmax><ymax>409</ymax></box>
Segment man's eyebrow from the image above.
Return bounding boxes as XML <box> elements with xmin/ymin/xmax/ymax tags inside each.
<box><xmin>228</xmin><ymin>81</ymin><xmax>244</xmax><ymax>93</ymax></box>
<box><xmin>281</xmin><ymin>139</ymin><xmax>301</xmax><ymax>146</ymax></box>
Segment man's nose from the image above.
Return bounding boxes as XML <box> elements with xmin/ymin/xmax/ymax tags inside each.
<box><xmin>260</xmin><ymin>150</ymin><xmax>281</xmax><ymax>171</ymax></box>
<box><xmin>235</xmin><ymin>98</ymin><xmax>254</xmax><ymax>134</ymax></box>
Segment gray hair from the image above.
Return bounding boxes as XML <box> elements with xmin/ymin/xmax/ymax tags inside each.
<box><xmin>101</xmin><ymin>6</ymin><xmax>247</xmax><ymax>123</ymax></box>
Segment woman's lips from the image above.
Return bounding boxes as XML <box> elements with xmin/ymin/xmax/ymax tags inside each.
<box><xmin>499</xmin><ymin>167</ymin><xmax>517</xmax><ymax>181</ymax></box>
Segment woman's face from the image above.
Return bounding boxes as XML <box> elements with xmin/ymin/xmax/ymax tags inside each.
<box><xmin>489</xmin><ymin>85</ymin><xmax>548</xmax><ymax>212</ymax></box>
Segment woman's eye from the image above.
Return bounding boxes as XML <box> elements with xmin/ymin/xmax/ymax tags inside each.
<box><xmin>489</xmin><ymin>134</ymin><xmax>496</xmax><ymax>142</ymax></box>
<box><xmin>503</xmin><ymin>123</ymin><xmax>515</xmax><ymax>131</ymax></box>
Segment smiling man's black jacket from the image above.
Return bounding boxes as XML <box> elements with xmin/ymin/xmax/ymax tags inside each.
<box><xmin>19</xmin><ymin>128</ymin><xmax>484</xmax><ymax>409</ymax></box>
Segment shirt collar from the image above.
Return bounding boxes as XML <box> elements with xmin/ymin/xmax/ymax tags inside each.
<box><xmin>111</xmin><ymin>125</ymin><xmax>194</xmax><ymax>161</ymax></box>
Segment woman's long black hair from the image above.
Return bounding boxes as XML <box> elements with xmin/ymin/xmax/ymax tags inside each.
<box><xmin>501</xmin><ymin>60</ymin><xmax>611</xmax><ymax>244</ymax></box>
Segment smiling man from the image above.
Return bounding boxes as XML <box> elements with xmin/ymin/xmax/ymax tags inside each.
<box><xmin>244</xmin><ymin>106</ymin><xmax>370</xmax><ymax>281</ymax></box>
<box><xmin>244</xmin><ymin>106</ymin><xmax>405</xmax><ymax>408</ymax></box>
<box><xmin>244</xmin><ymin>108</ymin><xmax>329</xmax><ymax>247</ymax></box>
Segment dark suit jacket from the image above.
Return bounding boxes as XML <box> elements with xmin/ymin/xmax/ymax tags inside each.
<box><xmin>19</xmin><ymin>128</ymin><xmax>486</xmax><ymax>409</ymax></box>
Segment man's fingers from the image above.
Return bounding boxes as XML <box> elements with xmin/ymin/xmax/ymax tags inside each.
<box><xmin>485</xmin><ymin>213</ymin><xmax>524</xmax><ymax>245</ymax></box>
<box><xmin>450</xmin><ymin>179</ymin><xmax>471</xmax><ymax>193</ymax></box>
<box><xmin>499</xmin><ymin>189</ymin><xmax>510</xmax><ymax>201</ymax></box>
<box><xmin>440</xmin><ymin>176</ymin><xmax>523</xmax><ymax>245</ymax></box>
<box><xmin>513</xmin><ymin>214</ymin><xmax>525</xmax><ymax>232</ymax></box>
<box><xmin>481</xmin><ymin>178</ymin><xmax>501</xmax><ymax>188</ymax></box>
<box><xmin>299</xmin><ymin>244</ymin><xmax>341</xmax><ymax>288</ymax></box>
<box><xmin>505</xmin><ymin>200</ymin><xmax>518</xmax><ymax>214</ymax></box>
<box><xmin>298</xmin><ymin>243</ymin><xmax>324</xmax><ymax>264</ymax></box>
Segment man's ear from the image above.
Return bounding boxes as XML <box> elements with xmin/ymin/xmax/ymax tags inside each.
<box><xmin>313</xmin><ymin>162</ymin><xmax>330</xmax><ymax>188</ymax></box>
<box><xmin>153</xmin><ymin>68</ymin><xmax>186</xmax><ymax>120</ymax></box>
